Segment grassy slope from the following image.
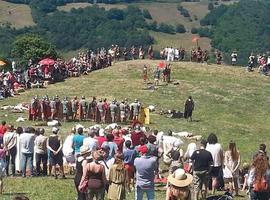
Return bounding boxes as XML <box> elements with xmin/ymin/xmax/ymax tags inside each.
<box><xmin>1</xmin><ymin>60</ymin><xmax>269</xmax><ymax>159</ymax></box>
<box><xmin>1</xmin><ymin>60</ymin><xmax>264</xmax><ymax>199</ymax></box>
<box><xmin>0</xmin><ymin>0</ymin><xmax>35</xmax><ymax>28</ymax></box>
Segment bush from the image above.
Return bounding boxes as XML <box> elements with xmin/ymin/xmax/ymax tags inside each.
<box><xmin>142</xmin><ymin>9</ymin><xmax>152</xmax><ymax>19</ymax></box>
<box><xmin>197</xmin><ymin>27</ymin><xmax>212</xmax><ymax>37</ymax></box>
<box><xmin>191</xmin><ymin>27</ymin><xmax>198</xmax><ymax>34</ymax></box>
<box><xmin>175</xmin><ymin>24</ymin><xmax>186</xmax><ymax>33</ymax></box>
<box><xmin>158</xmin><ymin>23</ymin><xmax>175</xmax><ymax>34</ymax></box>
<box><xmin>208</xmin><ymin>3</ymin><xmax>214</xmax><ymax>11</ymax></box>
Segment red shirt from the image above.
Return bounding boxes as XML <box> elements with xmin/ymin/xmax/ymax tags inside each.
<box><xmin>0</xmin><ymin>125</ymin><xmax>7</xmax><ymax>137</ymax></box>
<box><xmin>96</xmin><ymin>136</ymin><xmax>107</xmax><ymax>148</ymax></box>
<box><xmin>131</xmin><ymin>131</ymin><xmax>146</xmax><ymax>147</ymax></box>
<box><xmin>114</xmin><ymin>136</ymin><xmax>125</xmax><ymax>153</ymax></box>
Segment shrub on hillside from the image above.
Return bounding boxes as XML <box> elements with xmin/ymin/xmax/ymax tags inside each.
<box><xmin>158</xmin><ymin>23</ymin><xmax>175</xmax><ymax>34</ymax></box>
<box><xmin>175</xmin><ymin>24</ymin><xmax>186</xmax><ymax>33</ymax></box>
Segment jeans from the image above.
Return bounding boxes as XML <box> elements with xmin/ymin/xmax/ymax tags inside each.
<box><xmin>135</xmin><ymin>186</ymin><xmax>155</xmax><ymax>200</ymax></box>
<box><xmin>22</xmin><ymin>153</ymin><xmax>34</xmax><ymax>177</ymax></box>
<box><xmin>6</xmin><ymin>146</ymin><xmax>16</xmax><ymax>176</ymax></box>
<box><xmin>36</xmin><ymin>153</ymin><xmax>48</xmax><ymax>176</ymax></box>
<box><xmin>250</xmin><ymin>190</ymin><xmax>270</xmax><ymax>200</ymax></box>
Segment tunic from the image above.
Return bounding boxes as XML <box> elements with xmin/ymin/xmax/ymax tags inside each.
<box><xmin>108</xmin><ymin>164</ymin><xmax>126</xmax><ymax>200</ymax></box>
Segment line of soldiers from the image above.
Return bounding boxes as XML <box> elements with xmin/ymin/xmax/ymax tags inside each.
<box><xmin>29</xmin><ymin>96</ymin><xmax>142</xmax><ymax>124</ymax></box>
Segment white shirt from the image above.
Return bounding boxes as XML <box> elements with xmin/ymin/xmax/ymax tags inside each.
<box><xmin>206</xmin><ymin>143</ymin><xmax>223</xmax><ymax>167</ymax></box>
<box><xmin>63</xmin><ymin>135</ymin><xmax>74</xmax><ymax>156</ymax></box>
<box><xmin>83</xmin><ymin>137</ymin><xmax>98</xmax><ymax>151</ymax></box>
<box><xmin>3</xmin><ymin>131</ymin><xmax>17</xmax><ymax>150</ymax></box>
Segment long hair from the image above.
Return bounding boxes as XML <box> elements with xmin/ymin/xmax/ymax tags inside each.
<box><xmin>229</xmin><ymin>141</ymin><xmax>239</xmax><ymax>161</ymax></box>
<box><xmin>253</xmin><ymin>153</ymin><xmax>269</xmax><ymax>181</ymax></box>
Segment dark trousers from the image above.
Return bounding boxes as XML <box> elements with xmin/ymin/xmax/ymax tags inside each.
<box><xmin>36</xmin><ymin>153</ymin><xmax>48</xmax><ymax>176</ymax></box>
<box><xmin>250</xmin><ymin>190</ymin><xmax>270</xmax><ymax>200</ymax></box>
<box><xmin>6</xmin><ymin>146</ymin><xmax>17</xmax><ymax>176</ymax></box>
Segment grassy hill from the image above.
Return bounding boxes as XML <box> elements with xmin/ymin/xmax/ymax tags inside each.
<box><xmin>1</xmin><ymin>60</ymin><xmax>269</xmax><ymax>158</ymax></box>
<box><xmin>0</xmin><ymin>60</ymin><xmax>264</xmax><ymax>199</ymax></box>
<box><xmin>0</xmin><ymin>0</ymin><xmax>35</xmax><ymax>28</ymax></box>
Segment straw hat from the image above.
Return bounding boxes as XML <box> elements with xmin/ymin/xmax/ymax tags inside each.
<box><xmin>168</xmin><ymin>169</ymin><xmax>193</xmax><ymax>187</ymax></box>
<box><xmin>80</xmin><ymin>146</ymin><xmax>91</xmax><ymax>156</ymax></box>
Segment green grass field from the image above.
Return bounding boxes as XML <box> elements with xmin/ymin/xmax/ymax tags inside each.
<box><xmin>0</xmin><ymin>60</ymin><xmax>268</xmax><ymax>199</ymax></box>
<box><xmin>0</xmin><ymin>0</ymin><xmax>35</xmax><ymax>28</ymax></box>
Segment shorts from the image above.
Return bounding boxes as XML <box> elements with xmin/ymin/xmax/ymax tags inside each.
<box><xmin>49</xmin><ymin>152</ymin><xmax>63</xmax><ymax>166</ymax></box>
<box><xmin>210</xmin><ymin>166</ymin><xmax>222</xmax><ymax>178</ymax></box>
<box><xmin>124</xmin><ymin>164</ymin><xmax>134</xmax><ymax>178</ymax></box>
<box><xmin>193</xmin><ymin>170</ymin><xmax>209</xmax><ymax>192</ymax></box>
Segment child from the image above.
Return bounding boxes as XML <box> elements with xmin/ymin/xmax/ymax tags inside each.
<box><xmin>0</xmin><ymin>144</ymin><xmax>6</xmax><ymax>194</ymax></box>
<box><xmin>241</xmin><ymin>162</ymin><xmax>250</xmax><ymax>191</ymax></box>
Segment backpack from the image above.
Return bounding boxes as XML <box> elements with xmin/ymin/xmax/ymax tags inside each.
<box><xmin>253</xmin><ymin>176</ymin><xmax>269</xmax><ymax>192</ymax></box>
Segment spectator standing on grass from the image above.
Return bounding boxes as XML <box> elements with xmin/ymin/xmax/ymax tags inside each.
<box><xmin>101</xmin><ymin>134</ymin><xmax>118</xmax><ymax>158</ymax></box>
<box><xmin>206</xmin><ymin>133</ymin><xmax>224</xmax><ymax>195</ymax></box>
<box><xmin>20</xmin><ymin>127</ymin><xmax>35</xmax><ymax>177</ymax></box>
<box><xmin>47</xmin><ymin>127</ymin><xmax>65</xmax><ymax>179</ymax></box>
<box><xmin>248</xmin><ymin>153</ymin><xmax>270</xmax><ymax>200</ymax></box>
<box><xmin>166</xmin><ymin>168</ymin><xmax>193</xmax><ymax>200</ymax></box>
<box><xmin>134</xmin><ymin>145</ymin><xmax>157</xmax><ymax>200</ymax></box>
<box><xmin>191</xmin><ymin>139</ymin><xmax>213</xmax><ymax>200</ymax></box>
<box><xmin>83</xmin><ymin>129</ymin><xmax>98</xmax><ymax>152</ymax></box>
<box><xmin>15</xmin><ymin>127</ymin><xmax>23</xmax><ymax>173</ymax></box>
<box><xmin>0</xmin><ymin>144</ymin><xmax>6</xmax><ymax>194</ymax></box>
<box><xmin>123</xmin><ymin>140</ymin><xmax>136</xmax><ymax>192</ymax></box>
<box><xmin>0</xmin><ymin>121</ymin><xmax>7</xmax><ymax>145</ymax></box>
<box><xmin>223</xmin><ymin>141</ymin><xmax>241</xmax><ymax>196</ymax></box>
<box><xmin>108</xmin><ymin>153</ymin><xmax>128</xmax><ymax>200</ymax></box>
<box><xmin>3</xmin><ymin>125</ymin><xmax>17</xmax><ymax>177</ymax></box>
<box><xmin>73</xmin><ymin>127</ymin><xmax>85</xmax><ymax>158</ymax></box>
<box><xmin>80</xmin><ymin>150</ymin><xmax>106</xmax><ymax>200</ymax></box>
<box><xmin>74</xmin><ymin>146</ymin><xmax>92</xmax><ymax>200</ymax></box>
<box><xmin>34</xmin><ymin>128</ymin><xmax>48</xmax><ymax>176</ymax></box>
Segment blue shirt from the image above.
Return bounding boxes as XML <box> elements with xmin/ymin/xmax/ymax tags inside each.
<box><xmin>134</xmin><ymin>156</ymin><xmax>157</xmax><ymax>188</ymax></box>
<box><xmin>73</xmin><ymin>134</ymin><xmax>85</xmax><ymax>153</ymax></box>
<box><xmin>101</xmin><ymin>141</ymin><xmax>118</xmax><ymax>158</ymax></box>
<box><xmin>123</xmin><ymin>148</ymin><xmax>136</xmax><ymax>165</ymax></box>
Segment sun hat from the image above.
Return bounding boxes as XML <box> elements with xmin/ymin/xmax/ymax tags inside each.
<box><xmin>168</xmin><ymin>168</ymin><xmax>193</xmax><ymax>187</ymax></box>
<box><xmin>80</xmin><ymin>146</ymin><xmax>91</xmax><ymax>156</ymax></box>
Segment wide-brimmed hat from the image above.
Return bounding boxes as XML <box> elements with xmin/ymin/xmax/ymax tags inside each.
<box><xmin>168</xmin><ymin>169</ymin><xmax>193</xmax><ymax>187</ymax></box>
<box><xmin>80</xmin><ymin>146</ymin><xmax>91</xmax><ymax>156</ymax></box>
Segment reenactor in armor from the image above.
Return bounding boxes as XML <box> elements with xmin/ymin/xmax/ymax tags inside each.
<box><xmin>79</xmin><ymin>96</ymin><xmax>88</xmax><ymax>121</ymax></box>
<box><xmin>89</xmin><ymin>97</ymin><xmax>97</xmax><ymax>121</ymax></box>
<box><xmin>97</xmin><ymin>98</ymin><xmax>105</xmax><ymax>123</ymax></box>
<box><xmin>123</xmin><ymin>47</ymin><xmax>129</xmax><ymax>61</ymax></box>
<box><xmin>119</xmin><ymin>100</ymin><xmax>127</xmax><ymax>123</ymax></box>
<box><xmin>55</xmin><ymin>95</ymin><xmax>62</xmax><ymax>120</ymax></box>
<box><xmin>148</xmin><ymin>45</ymin><xmax>154</xmax><ymax>59</ymax></box>
<box><xmin>71</xmin><ymin>96</ymin><xmax>79</xmax><ymax>120</ymax></box>
<box><xmin>62</xmin><ymin>96</ymin><xmax>71</xmax><ymax>122</ymax></box>
<box><xmin>50</xmin><ymin>96</ymin><xmax>57</xmax><ymax>120</ymax></box>
<box><xmin>130</xmin><ymin>99</ymin><xmax>141</xmax><ymax>120</ymax></box>
<box><xmin>110</xmin><ymin>99</ymin><xmax>118</xmax><ymax>123</ymax></box>
<box><xmin>40</xmin><ymin>96</ymin><xmax>47</xmax><ymax>121</ymax></box>
<box><xmin>29</xmin><ymin>96</ymin><xmax>40</xmax><ymax>121</ymax></box>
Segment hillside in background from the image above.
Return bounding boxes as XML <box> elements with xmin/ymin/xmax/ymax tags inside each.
<box><xmin>201</xmin><ymin>0</ymin><xmax>270</xmax><ymax>64</ymax></box>
<box><xmin>4</xmin><ymin>0</ymin><xmax>269</xmax><ymax>66</ymax></box>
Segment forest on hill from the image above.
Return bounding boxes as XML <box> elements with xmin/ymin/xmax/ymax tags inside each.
<box><xmin>200</xmin><ymin>0</ymin><xmax>270</xmax><ymax>64</ymax></box>
<box><xmin>1</xmin><ymin>0</ymin><xmax>270</xmax><ymax>66</ymax></box>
